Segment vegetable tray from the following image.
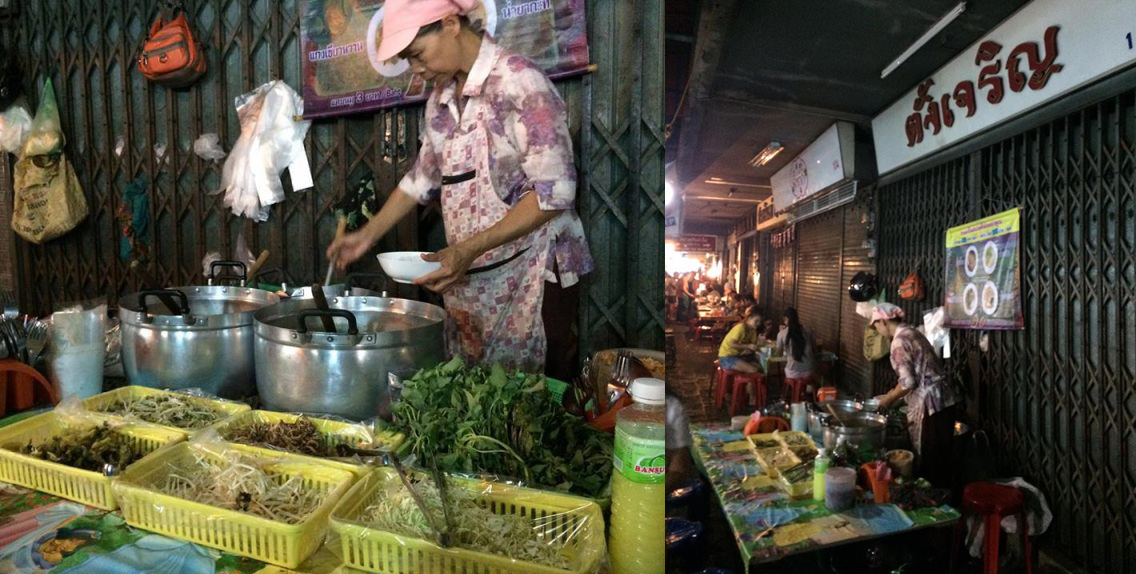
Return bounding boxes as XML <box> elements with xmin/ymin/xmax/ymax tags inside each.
<box><xmin>0</xmin><ymin>411</ymin><xmax>186</xmax><ymax>509</ymax></box>
<box><xmin>330</xmin><ymin>468</ymin><xmax>605</xmax><ymax>574</ymax></box>
<box><xmin>205</xmin><ymin>409</ymin><xmax>403</xmax><ymax>475</ymax></box>
<box><xmin>113</xmin><ymin>441</ymin><xmax>357</xmax><ymax>568</ymax></box>
<box><xmin>83</xmin><ymin>385</ymin><xmax>251</xmax><ymax>432</ymax></box>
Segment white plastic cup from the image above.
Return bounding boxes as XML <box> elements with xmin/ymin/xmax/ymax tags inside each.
<box><xmin>825</xmin><ymin>467</ymin><xmax>857</xmax><ymax>512</ymax></box>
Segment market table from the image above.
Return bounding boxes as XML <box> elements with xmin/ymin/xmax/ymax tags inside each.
<box><xmin>690</xmin><ymin>424</ymin><xmax>959</xmax><ymax>572</ymax></box>
<box><xmin>690</xmin><ymin>307</ymin><xmax>741</xmax><ymax>342</ymax></box>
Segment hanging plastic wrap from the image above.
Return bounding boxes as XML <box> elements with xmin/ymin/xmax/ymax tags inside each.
<box><xmin>193</xmin><ymin>132</ymin><xmax>227</xmax><ymax>161</ymax></box>
<box><xmin>0</xmin><ymin>104</ymin><xmax>32</xmax><ymax>154</ymax></box>
<box><xmin>215</xmin><ymin>80</ymin><xmax>313</xmax><ymax>222</ymax></box>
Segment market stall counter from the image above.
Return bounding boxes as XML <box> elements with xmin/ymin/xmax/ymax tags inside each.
<box><xmin>691</xmin><ymin>424</ymin><xmax>959</xmax><ymax>570</ymax></box>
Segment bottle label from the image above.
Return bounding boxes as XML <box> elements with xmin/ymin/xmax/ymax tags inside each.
<box><xmin>613</xmin><ymin>427</ymin><xmax>666</xmax><ymax>484</ymax></box>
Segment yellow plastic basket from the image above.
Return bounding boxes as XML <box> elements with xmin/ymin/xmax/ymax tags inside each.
<box><xmin>330</xmin><ymin>468</ymin><xmax>605</xmax><ymax>574</ymax></box>
<box><xmin>113</xmin><ymin>441</ymin><xmax>358</xmax><ymax>569</ymax></box>
<box><xmin>0</xmin><ymin>411</ymin><xmax>186</xmax><ymax>509</ymax></box>
<box><xmin>83</xmin><ymin>385</ymin><xmax>251</xmax><ymax>432</ymax></box>
<box><xmin>206</xmin><ymin>410</ymin><xmax>403</xmax><ymax>475</ymax></box>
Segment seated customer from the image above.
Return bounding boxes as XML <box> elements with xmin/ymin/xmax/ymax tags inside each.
<box><xmin>718</xmin><ymin>308</ymin><xmax>763</xmax><ymax>373</ymax></box>
<box><xmin>775</xmin><ymin>307</ymin><xmax>818</xmax><ymax>394</ymax></box>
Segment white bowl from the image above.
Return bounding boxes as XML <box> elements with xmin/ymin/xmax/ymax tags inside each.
<box><xmin>376</xmin><ymin>252</ymin><xmax>442</xmax><ymax>284</ymax></box>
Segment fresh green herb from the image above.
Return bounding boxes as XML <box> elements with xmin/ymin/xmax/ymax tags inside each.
<box><xmin>391</xmin><ymin>358</ymin><xmax>612</xmax><ymax>497</ymax></box>
<box><xmin>14</xmin><ymin>423</ymin><xmax>143</xmax><ymax>471</ymax></box>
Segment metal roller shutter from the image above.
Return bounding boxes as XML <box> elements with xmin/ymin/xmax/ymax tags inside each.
<box><xmin>795</xmin><ymin>210</ymin><xmax>843</xmax><ymax>355</ymax></box>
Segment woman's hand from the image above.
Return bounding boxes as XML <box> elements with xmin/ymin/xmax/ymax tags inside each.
<box><xmin>415</xmin><ymin>243</ymin><xmax>479</xmax><ymax>293</ymax></box>
<box><xmin>327</xmin><ymin>227</ymin><xmax>378</xmax><ymax>271</ymax></box>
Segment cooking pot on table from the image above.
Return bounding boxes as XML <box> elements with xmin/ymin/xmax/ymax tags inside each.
<box><xmin>822</xmin><ymin>411</ymin><xmax>887</xmax><ymax>451</ymax></box>
<box><xmin>253</xmin><ymin>295</ymin><xmax>446</xmax><ymax>420</ymax></box>
<box><xmin>119</xmin><ymin>261</ymin><xmax>279</xmax><ymax>398</ymax></box>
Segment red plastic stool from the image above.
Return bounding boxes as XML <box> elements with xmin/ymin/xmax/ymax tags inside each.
<box><xmin>0</xmin><ymin>359</ymin><xmax>59</xmax><ymax>416</ymax></box>
<box><xmin>951</xmin><ymin>482</ymin><xmax>1033</xmax><ymax>574</ymax></box>
<box><xmin>754</xmin><ymin>416</ymin><xmax>789</xmax><ymax>433</ymax></box>
<box><xmin>712</xmin><ymin>361</ymin><xmax>727</xmax><ymax>407</ymax></box>
<box><xmin>783</xmin><ymin>377</ymin><xmax>812</xmax><ymax>403</ymax></box>
<box><xmin>727</xmin><ymin>372</ymin><xmax>766</xmax><ymax>416</ymax></box>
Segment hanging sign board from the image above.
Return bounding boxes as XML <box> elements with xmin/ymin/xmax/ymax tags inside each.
<box><xmin>944</xmin><ymin>208</ymin><xmax>1024</xmax><ymax>330</ymax></box>
<box><xmin>665</xmin><ymin>195</ymin><xmax>683</xmax><ymax>238</ymax></box>
<box><xmin>770</xmin><ymin>122</ymin><xmax>854</xmax><ymax>212</ymax></box>
<box><xmin>300</xmin><ymin>0</ymin><xmax>590</xmax><ymax>118</ymax></box>
<box><xmin>673</xmin><ymin>235</ymin><xmax>718</xmax><ymax>253</ymax></box>
<box><xmin>873</xmin><ymin>0</ymin><xmax>1136</xmax><ymax>175</ymax></box>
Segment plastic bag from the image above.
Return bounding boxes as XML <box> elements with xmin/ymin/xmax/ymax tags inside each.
<box><xmin>12</xmin><ymin>153</ymin><xmax>89</xmax><ymax>243</ymax></box>
<box><xmin>0</xmin><ymin>104</ymin><xmax>32</xmax><ymax>153</ymax></box>
<box><xmin>21</xmin><ymin>78</ymin><xmax>63</xmax><ymax>157</ymax></box>
<box><xmin>193</xmin><ymin>132</ymin><xmax>226</xmax><ymax>161</ymax></box>
<box><xmin>324</xmin><ymin>466</ymin><xmax>606</xmax><ymax>573</ymax></box>
<box><xmin>215</xmin><ymin>80</ymin><xmax>312</xmax><ymax>221</ymax></box>
<box><xmin>46</xmin><ymin>301</ymin><xmax>107</xmax><ymax>400</ymax></box>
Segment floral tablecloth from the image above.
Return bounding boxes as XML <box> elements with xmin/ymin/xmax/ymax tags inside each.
<box><xmin>691</xmin><ymin>424</ymin><xmax>959</xmax><ymax>570</ymax></box>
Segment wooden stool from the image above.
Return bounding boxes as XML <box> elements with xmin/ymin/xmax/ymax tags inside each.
<box><xmin>951</xmin><ymin>482</ymin><xmax>1033</xmax><ymax>574</ymax></box>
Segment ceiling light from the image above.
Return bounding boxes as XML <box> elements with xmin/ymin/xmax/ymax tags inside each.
<box><xmin>748</xmin><ymin>141</ymin><xmax>783</xmax><ymax>167</ymax></box>
<box><xmin>881</xmin><ymin>1</ymin><xmax>966</xmax><ymax>79</ymax></box>
<box><xmin>703</xmin><ymin>179</ymin><xmax>771</xmax><ymax>189</ymax></box>
<box><xmin>665</xmin><ymin>180</ymin><xmax>674</xmax><ymax>206</ymax></box>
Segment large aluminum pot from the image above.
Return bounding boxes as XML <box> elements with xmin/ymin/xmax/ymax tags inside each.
<box><xmin>120</xmin><ymin>284</ymin><xmax>279</xmax><ymax>398</ymax></box>
<box><xmin>822</xmin><ymin>411</ymin><xmax>887</xmax><ymax>451</ymax></box>
<box><xmin>254</xmin><ymin>295</ymin><xmax>446</xmax><ymax>420</ymax></box>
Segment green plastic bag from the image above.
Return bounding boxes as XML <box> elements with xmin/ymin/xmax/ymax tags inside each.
<box><xmin>21</xmin><ymin>78</ymin><xmax>63</xmax><ymax>157</ymax></box>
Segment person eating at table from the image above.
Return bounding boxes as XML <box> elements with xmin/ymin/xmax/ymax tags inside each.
<box><xmin>871</xmin><ymin>303</ymin><xmax>963</xmax><ymax>487</ymax></box>
<box><xmin>775</xmin><ymin>307</ymin><xmax>818</xmax><ymax>395</ymax></box>
<box><xmin>327</xmin><ymin>0</ymin><xmax>593</xmax><ymax>373</ymax></box>
<box><xmin>718</xmin><ymin>307</ymin><xmax>764</xmax><ymax>374</ymax></box>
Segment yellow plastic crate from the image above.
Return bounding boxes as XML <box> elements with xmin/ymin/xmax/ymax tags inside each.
<box><xmin>205</xmin><ymin>410</ymin><xmax>404</xmax><ymax>475</ymax></box>
<box><xmin>113</xmin><ymin>441</ymin><xmax>357</xmax><ymax>568</ymax></box>
<box><xmin>83</xmin><ymin>385</ymin><xmax>251</xmax><ymax>432</ymax></box>
<box><xmin>0</xmin><ymin>411</ymin><xmax>186</xmax><ymax>509</ymax></box>
<box><xmin>330</xmin><ymin>468</ymin><xmax>605</xmax><ymax>574</ymax></box>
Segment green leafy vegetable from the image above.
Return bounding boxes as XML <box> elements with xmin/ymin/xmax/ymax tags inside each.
<box><xmin>391</xmin><ymin>358</ymin><xmax>612</xmax><ymax>497</ymax></box>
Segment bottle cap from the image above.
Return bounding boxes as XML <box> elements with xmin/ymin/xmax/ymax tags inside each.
<box><xmin>629</xmin><ymin>378</ymin><xmax>665</xmax><ymax>405</ymax></box>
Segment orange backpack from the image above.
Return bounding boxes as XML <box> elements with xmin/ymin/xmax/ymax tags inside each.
<box><xmin>898</xmin><ymin>269</ymin><xmax>926</xmax><ymax>301</ymax></box>
<box><xmin>137</xmin><ymin>2</ymin><xmax>206</xmax><ymax>88</ymax></box>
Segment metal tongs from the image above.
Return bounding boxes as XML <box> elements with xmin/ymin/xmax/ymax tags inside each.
<box><xmin>341</xmin><ymin>444</ymin><xmax>454</xmax><ymax>548</ymax></box>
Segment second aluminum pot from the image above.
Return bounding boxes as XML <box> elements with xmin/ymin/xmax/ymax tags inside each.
<box><xmin>253</xmin><ymin>295</ymin><xmax>446</xmax><ymax>420</ymax></box>
<box><xmin>822</xmin><ymin>411</ymin><xmax>887</xmax><ymax>451</ymax></box>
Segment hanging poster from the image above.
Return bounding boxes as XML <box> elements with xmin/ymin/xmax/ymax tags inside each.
<box><xmin>943</xmin><ymin>208</ymin><xmax>1023</xmax><ymax>330</ymax></box>
<box><xmin>300</xmin><ymin>0</ymin><xmax>590</xmax><ymax>119</ymax></box>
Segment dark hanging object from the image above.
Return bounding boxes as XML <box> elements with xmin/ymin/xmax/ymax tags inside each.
<box><xmin>848</xmin><ymin>271</ymin><xmax>878</xmax><ymax>302</ymax></box>
<box><xmin>0</xmin><ymin>55</ymin><xmax>22</xmax><ymax>111</ymax></box>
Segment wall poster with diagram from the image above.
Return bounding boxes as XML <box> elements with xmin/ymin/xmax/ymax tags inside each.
<box><xmin>944</xmin><ymin>208</ymin><xmax>1024</xmax><ymax>330</ymax></box>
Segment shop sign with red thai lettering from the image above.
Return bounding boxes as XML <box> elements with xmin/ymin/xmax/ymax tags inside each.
<box><xmin>873</xmin><ymin>0</ymin><xmax>1136</xmax><ymax>175</ymax></box>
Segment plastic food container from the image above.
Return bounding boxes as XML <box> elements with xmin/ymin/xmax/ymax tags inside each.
<box><xmin>824</xmin><ymin>467</ymin><xmax>857</xmax><ymax>512</ymax></box>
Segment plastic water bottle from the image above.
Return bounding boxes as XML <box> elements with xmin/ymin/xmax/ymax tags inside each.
<box><xmin>813</xmin><ymin>447</ymin><xmax>831</xmax><ymax>501</ymax></box>
<box><xmin>610</xmin><ymin>377</ymin><xmax>665</xmax><ymax>574</ymax></box>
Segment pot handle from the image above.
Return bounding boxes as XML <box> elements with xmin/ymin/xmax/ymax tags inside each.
<box><xmin>138</xmin><ymin>289</ymin><xmax>190</xmax><ymax>316</ymax></box>
<box><xmin>296</xmin><ymin>309</ymin><xmax>359</xmax><ymax>335</ymax></box>
<box><xmin>208</xmin><ymin>260</ymin><xmax>248</xmax><ymax>286</ymax></box>
<box><xmin>345</xmin><ymin>272</ymin><xmax>392</xmax><ymax>295</ymax></box>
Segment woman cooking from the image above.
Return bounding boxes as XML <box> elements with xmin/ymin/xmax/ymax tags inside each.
<box><xmin>871</xmin><ymin>303</ymin><xmax>963</xmax><ymax>487</ymax></box>
<box><xmin>328</xmin><ymin>0</ymin><xmax>593</xmax><ymax>372</ymax></box>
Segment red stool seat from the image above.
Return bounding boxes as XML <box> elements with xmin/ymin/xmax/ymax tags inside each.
<box><xmin>952</xmin><ymin>482</ymin><xmax>1033</xmax><ymax>574</ymax></box>
<box><xmin>783</xmin><ymin>377</ymin><xmax>812</xmax><ymax>403</ymax></box>
<box><xmin>727</xmin><ymin>372</ymin><xmax>765</xmax><ymax>416</ymax></box>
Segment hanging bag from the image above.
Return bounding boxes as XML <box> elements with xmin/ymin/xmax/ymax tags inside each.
<box><xmin>863</xmin><ymin>323</ymin><xmax>890</xmax><ymax>361</ymax></box>
<box><xmin>12</xmin><ymin>79</ymin><xmax>88</xmax><ymax>244</ymax></box>
<box><xmin>898</xmin><ymin>265</ymin><xmax>926</xmax><ymax>301</ymax></box>
<box><xmin>137</xmin><ymin>0</ymin><xmax>206</xmax><ymax>88</ymax></box>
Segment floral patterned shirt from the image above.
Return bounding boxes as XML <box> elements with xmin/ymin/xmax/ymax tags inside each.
<box><xmin>890</xmin><ymin>325</ymin><xmax>962</xmax><ymax>419</ymax></box>
<box><xmin>399</xmin><ymin>36</ymin><xmax>594</xmax><ymax>286</ymax></box>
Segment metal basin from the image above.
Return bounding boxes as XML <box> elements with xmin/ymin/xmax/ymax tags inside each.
<box><xmin>253</xmin><ymin>295</ymin><xmax>446</xmax><ymax>420</ymax></box>
<box><xmin>120</xmin><ymin>286</ymin><xmax>278</xmax><ymax>398</ymax></box>
<box><xmin>822</xmin><ymin>411</ymin><xmax>887</xmax><ymax>451</ymax></box>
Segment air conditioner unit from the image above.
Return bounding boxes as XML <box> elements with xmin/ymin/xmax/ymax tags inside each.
<box><xmin>787</xmin><ymin>180</ymin><xmax>858</xmax><ymax>224</ymax></box>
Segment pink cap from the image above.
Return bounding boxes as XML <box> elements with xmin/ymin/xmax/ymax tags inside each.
<box><xmin>376</xmin><ymin>0</ymin><xmax>481</xmax><ymax>62</ymax></box>
<box><xmin>870</xmin><ymin>302</ymin><xmax>905</xmax><ymax>324</ymax></box>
